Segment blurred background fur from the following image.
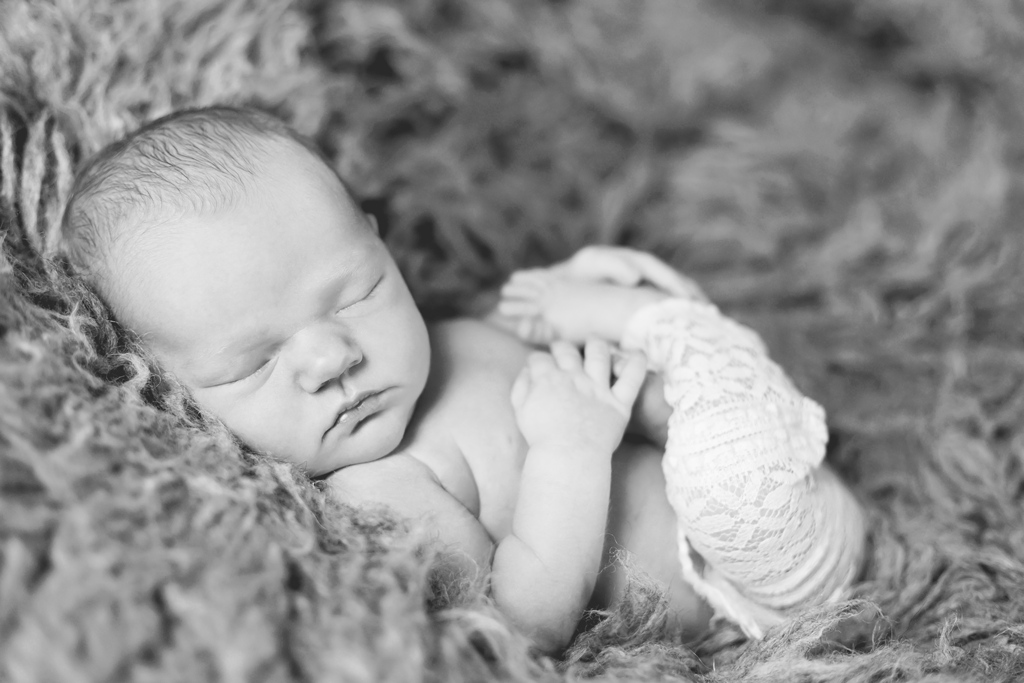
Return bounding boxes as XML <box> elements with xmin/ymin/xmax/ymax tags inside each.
<box><xmin>3</xmin><ymin>0</ymin><xmax>1024</xmax><ymax>680</ymax></box>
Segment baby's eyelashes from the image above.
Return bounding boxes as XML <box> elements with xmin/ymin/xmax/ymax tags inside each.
<box><xmin>223</xmin><ymin>356</ymin><xmax>276</xmax><ymax>386</ymax></box>
<box><xmin>334</xmin><ymin>275</ymin><xmax>383</xmax><ymax>315</ymax></box>
<box><xmin>212</xmin><ymin>273</ymin><xmax>385</xmax><ymax>388</ymax></box>
<box><xmin>246</xmin><ymin>358</ymin><xmax>273</xmax><ymax>379</ymax></box>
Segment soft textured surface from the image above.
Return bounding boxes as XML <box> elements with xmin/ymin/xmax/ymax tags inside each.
<box><xmin>3</xmin><ymin>1</ymin><xmax>1024</xmax><ymax>681</ymax></box>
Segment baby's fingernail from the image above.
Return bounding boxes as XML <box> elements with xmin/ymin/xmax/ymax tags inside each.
<box><xmin>518</xmin><ymin>317</ymin><xmax>536</xmax><ymax>340</ymax></box>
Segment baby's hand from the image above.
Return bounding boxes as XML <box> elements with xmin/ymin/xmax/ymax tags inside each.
<box><xmin>511</xmin><ymin>339</ymin><xmax>647</xmax><ymax>451</ymax></box>
<box><xmin>499</xmin><ymin>273</ymin><xmax>669</xmax><ymax>346</ymax></box>
<box><xmin>498</xmin><ymin>246</ymin><xmax>703</xmax><ymax>346</ymax></box>
<box><xmin>547</xmin><ymin>246</ymin><xmax>705</xmax><ymax>299</ymax></box>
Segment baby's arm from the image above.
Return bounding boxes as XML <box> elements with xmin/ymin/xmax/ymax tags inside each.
<box><xmin>498</xmin><ymin>274</ymin><xmax>675</xmax><ymax>447</ymax></box>
<box><xmin>497</xmin><ymin>246</ymin><xmax>705</xmax><ymax>347</ymax></box>
<box><xmin>470</xmin><ymin>283</ymin><xmax>671</xmax><ymax>447</ymax></box>
<box><xmin>490</xmin><ymin>340</ymin><xmax>646</xmax><ymax>653</ymax></box>
<box><xmin>498</xmin><ymin>249</ymin><xmax>865</xmax><ymax>637</ymax></box>
<box><xmin>324</xmin><ymin>454</ymin><xmax>495</xmax><ymax>573</ymax></box>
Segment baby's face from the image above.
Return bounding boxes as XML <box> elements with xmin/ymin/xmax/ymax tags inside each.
<box><xmin>111</xmin><ymin>140</ymin><xmax>430</xmax><ymax>475</ymax></box>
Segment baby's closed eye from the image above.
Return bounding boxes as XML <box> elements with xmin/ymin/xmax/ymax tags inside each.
<box><xmin>215</xmin><ymin>356</ymin><xmax>277</xmax><ymax>387</ymax></box>
<box><xmin>210</xmin><ymin>273</ymin><xmax>386</xmax><ymax>389</ymax></box>
<box><xmin>334</xmin><ymin>274</ymin><xmax>383</xmax><ymax>315</ymax></box>
<box><xmin>239</xmin><ymin>357</ymin><xmax>275</xmax><ymax>382</ymax></box>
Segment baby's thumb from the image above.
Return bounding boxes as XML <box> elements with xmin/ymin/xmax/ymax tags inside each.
<box><xmin>611</xmin><ymin>349</ymin><xmax>639</xmax><ymax>377</ymax></box>
<box><xmin>611</xmin><ymin>350</ymin><xmax>648</xmax><ymax>407</ymax></box>
<box><xmin>510</xmin><ymin>369</ymin><xmax>530</xmax><ymax>409</ymax></box>
<box><xmin>571</xmin><ymin>250</ymin><xmax>642</xmax><ymax>286</ymax></box>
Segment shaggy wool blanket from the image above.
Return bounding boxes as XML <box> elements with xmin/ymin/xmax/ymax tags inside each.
<box><xmin>3</xmin><ymin>0</ymin><xmax>1024</xmax><ymax>681</ymax></box>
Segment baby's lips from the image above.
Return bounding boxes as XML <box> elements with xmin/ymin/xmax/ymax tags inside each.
<box><xmin>323</xmin><ymin>390</ymin><xmax>388</xmax><ymax>440</ymax></box>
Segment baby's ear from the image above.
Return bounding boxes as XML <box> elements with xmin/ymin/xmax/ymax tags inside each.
<box><xmin>365</xmin><ymin>213</ymin><xmax>380</xmax><ymax>235</ymax></box>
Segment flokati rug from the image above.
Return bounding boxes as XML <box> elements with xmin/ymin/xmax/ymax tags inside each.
<box><xmin>3</xmin><ymin>1</ymin><xmax>1024</xmax><ymax>681</ymax></box>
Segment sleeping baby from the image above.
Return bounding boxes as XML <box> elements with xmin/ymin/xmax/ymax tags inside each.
<box><xmin>61</xmin><ymin>106</ymin><xmax>865</xmax><ymax>653</ymax></box>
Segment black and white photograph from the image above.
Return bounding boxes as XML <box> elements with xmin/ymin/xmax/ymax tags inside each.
<box><xmin>1</xmin><ymin>1</ymin><xmax>1022</xmax><ymax>681</ymax></box>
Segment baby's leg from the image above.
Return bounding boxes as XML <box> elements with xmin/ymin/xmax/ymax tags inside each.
<box><xmin>622</xmin><ymin>298</ymin><xmax>866</xmax><ymax>639</ymax></box>
<box><xmin>593</xmin><ymin>439</ymin><xmax>713</xmax><ymax>639</ymax></box>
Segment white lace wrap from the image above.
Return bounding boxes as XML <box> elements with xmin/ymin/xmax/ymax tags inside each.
<box><xmin>621</xmin><ymin>298</ymin><xmax>865</xmax><ymax>638</ymax></box>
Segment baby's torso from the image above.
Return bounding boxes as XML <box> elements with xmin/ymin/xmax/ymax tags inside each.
<box><xmin>397</xmin><ymin>318</ymin><xmax>532</xmax><ymax>540</ymax></box>
<box><xmin>338</xmin><ymin>316</ymin><xmax>700</xmax><ymax>626</ymax></box>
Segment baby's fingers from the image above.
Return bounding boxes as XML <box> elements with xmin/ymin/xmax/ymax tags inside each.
<box><xmin>582</xmin><ymin>338</ymin><xmax>611</xmax><ymax>386</ymax></box>
<box><xmin>498</xmin><ymin>298</ymin><xmax>542</xmax><ymax>318</ymax></box>
<box><xmin>611</xmin><ymin>350</ymin><xmax>648</xmax><ymax>407</ymax></box>
<box><xmin>502</xmin><ymin>269</ymin><xmax>549</xmax><ymax>297</ymax></box>
<box><xmin>510</xmin><ymin>367</ymin><xmax>531</xmax><ymax>409</ymax></box>
<box><xmin>515</xmin><ymin>316</ymin><xmax>555</xmax><ymax>346</ymax></box>
<box><xmin>527</xmin><ymin>350</ymin><xmax>557</xmax><ymax>374</ymax></box>
<box><xmin>631</xmin><ymin>252</ymin><xmax>705</xmax><ymax>300</ymax></box>
<box><xmin>561</xmin><ymin>247</ymin><xmax>642</xmax><ymax>287</ymax></box>
<box><xmin>550</xmin><ymin>340</ymin><xmax>583</xmax><ymax>373</ymax></box>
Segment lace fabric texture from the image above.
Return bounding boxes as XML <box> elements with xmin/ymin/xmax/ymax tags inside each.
<box><xmin>622</xmin><ymin>298</ymin><xmax>865</xmax><ymax>638</ymax></box>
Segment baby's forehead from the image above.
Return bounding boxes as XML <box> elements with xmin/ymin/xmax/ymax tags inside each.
<box><xmin>109</xmin><ymin>134</ymin><xmax>341</xmax><ymax>238</ymax></box>
<box><xmin>105</xmin><ymin>165</ymin><xmax>382</xmax><ymax>359</ymax></box>
<box><xmin>105</xmin><ymin>140</ymin><xmax>365</xmax><ymax>279</ymax></box>
<box><xmin>67</xmin><ymin>113</ymin><xmax>365</xmax><ymax>309</ymax></box>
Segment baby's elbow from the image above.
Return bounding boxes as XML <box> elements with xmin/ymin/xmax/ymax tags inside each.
<box><xmin>509</xmin><ymin>592</ymin><xmax>590</xmax><ymax>655</ymax></box>
<box><xmin>491</xmin><ymin>541</ymin><xmax>592</xmax><ymax>654</ymax></box>
<box><xmin>520</xmin><ymin>615</ymin><xmax>578</xmax><ymax>656</ymax></box>
<box><xmin>492</xmin><ymin>585</ymin><xmax>582</xmax><ymax>655</ymax></box>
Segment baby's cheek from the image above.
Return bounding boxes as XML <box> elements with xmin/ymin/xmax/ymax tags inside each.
<box><xmin>194</xmin><ymin>387</ymin><xmax>307</xmax><ymax>463</ymax></box>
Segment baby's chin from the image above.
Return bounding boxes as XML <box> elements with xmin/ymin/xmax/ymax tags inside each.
<box><xmin>310</xmin><ymin>401</ymin><xmax>413</xmax><ymax>476</ymax></box>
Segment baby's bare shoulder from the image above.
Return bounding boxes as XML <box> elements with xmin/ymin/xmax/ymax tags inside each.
<box><xmin>324</xmin><ymin>454</ymin><xmax>495</xmax><ymax>568</ymax></box>
<box><xmin>422</xmin><ymin>320</ymin><xmax>529</xmax><ymax>430</ymax></box>
<box><xmin>428</xmin><ymin>318</ymin><xmax>531</xmax><ymax>386</ymax></box>
<box><xmin>422</xmin><ymin>319</ymin><xmax>531</xmax><ymax>537</ymax></box>
<box><xmin>326</xmin><ymin>452</ymin><xmax>439</xmax><ymax>495</ymax></box>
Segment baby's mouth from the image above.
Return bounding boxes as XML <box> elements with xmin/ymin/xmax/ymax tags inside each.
<box><xmin>324</xmin><ymin>390</ymin><xmax>386</xmax><ymax>440</ymax></box>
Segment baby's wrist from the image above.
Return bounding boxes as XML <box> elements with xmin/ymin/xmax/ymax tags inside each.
<box><xmin>529</xmin><ymin>433</ymin><xmax>618</xmax><ymax>458</ymax></box>
<box><xmin>631</xmin><ymin>286</ymin><xmax>672</xmax><ymax>311</ymax></box>
<box><xmin>606</xmin><ymin>287</ymin><xmax>671</xmax><ymax>342</ymax></box>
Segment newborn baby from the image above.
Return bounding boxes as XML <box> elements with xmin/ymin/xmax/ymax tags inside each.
<box><xmin>62</xmin><ymin>106</ymin><xmax>861</xmax><ymax>653</ymax></box>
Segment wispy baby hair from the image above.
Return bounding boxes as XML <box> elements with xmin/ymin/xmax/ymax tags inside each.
<box><xmin>61</xmin><ymin>105</ymin><xmax>321</xmax><ymax>288</ymax></box>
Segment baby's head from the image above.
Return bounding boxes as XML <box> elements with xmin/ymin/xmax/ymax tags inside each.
<box><xmin>63</xmin><ymin>106</ymin><xmax>430</xmax><ymax>476</ymax></box>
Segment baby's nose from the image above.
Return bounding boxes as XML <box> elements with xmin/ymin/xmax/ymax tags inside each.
<box><xmin>291</xmin><ymin>322</ymin><xmax>363</xmax><ymax>393</ymax></box>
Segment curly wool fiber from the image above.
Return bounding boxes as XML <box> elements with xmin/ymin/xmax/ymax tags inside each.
<box><xmin>3</xmin><ymin>1</ymin><xmax>1024</xmax><ymax>681</ymax></box>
